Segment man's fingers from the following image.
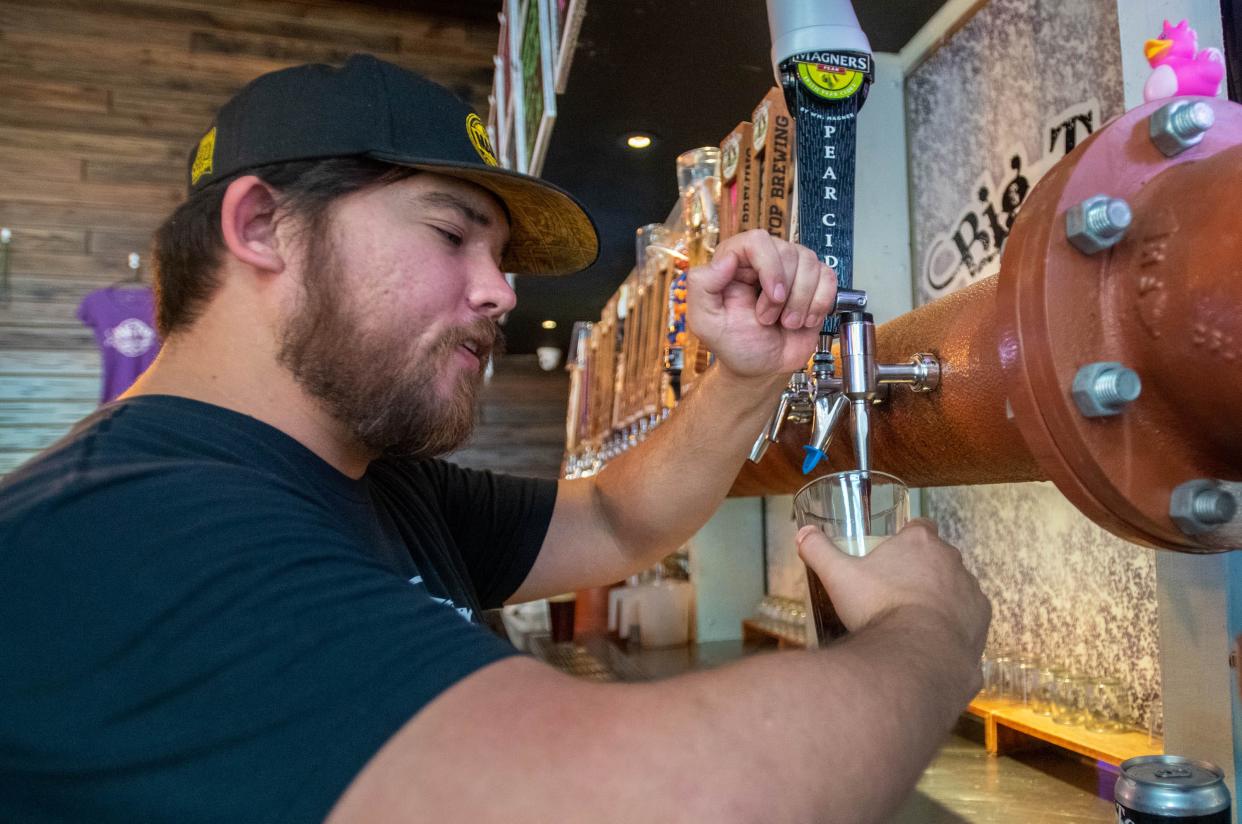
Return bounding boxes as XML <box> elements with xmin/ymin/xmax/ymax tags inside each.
<box><xmin>755</xmin><ymin>291</ymin><xmax>782</xmax><ymax>325</ymax></box>
<box><xmin>805</xmin><ymin>259</ymin><xmax>839</xmax><ymax>329</ymax></box>
<box><xmin>781</xmin><ymin>246</ymin><xmax>828</xmax><ymax>330</ymax></box>
<box><xmin>721</xmin><ymin>230</ymin><xmax>790</xmax><ymax>308</ymax></box>
<box><xmin>692</xmin><ymin>232</ymin><xmax>838</xmax><ymax>331</ymax></box>
<box><xmin>779</xmin><ymin>244</ymin><xmax>839</xmax><ymax>333</ymax></box>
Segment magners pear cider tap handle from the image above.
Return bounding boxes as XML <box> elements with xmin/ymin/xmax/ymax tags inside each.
<box><xmin>766</xmin><ymin>0</ymin><xmax>872</xmax><ymax>335</ymax></box>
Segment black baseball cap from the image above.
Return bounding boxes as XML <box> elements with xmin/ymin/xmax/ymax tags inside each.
<box><xmin>186</xmin><ymin>53</ymin><xmax>598</xmax><ymax>276</ymax></box>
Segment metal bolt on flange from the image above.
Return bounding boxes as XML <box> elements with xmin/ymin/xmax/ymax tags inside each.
<box><xmin>1170</xmin><ymin>479</ymin><xmax>1238</xmax><ymax>536</ymax></box>
<box><xmin>1149</xmin><ymin>100</ymin><xmax>1215</xmax><ymax>157</ymax></box>
<box><xmin>1066</xmin><ymin>195</ymin><xmax>1132</xmax><ymax>255</ymax></box>
<box><xmin>1071</xmin><ymin>361</ymin><xmax>1142</xmax><ymax>417</ymax></box>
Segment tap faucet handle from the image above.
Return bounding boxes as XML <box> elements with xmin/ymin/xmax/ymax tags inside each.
<box><xmin>748</xmin><ymin>420</ymin><xmax>773</xmax><ymax>464</ymax></box>
<box><xmin>767</xmin><ymin>390</ymin><xmax>795</xmax><ymax>443</ymax></box>
<box><xmin>834</xmin><ymin>289</ymin><xmax>868</xmax><ymax>313</ymax></box>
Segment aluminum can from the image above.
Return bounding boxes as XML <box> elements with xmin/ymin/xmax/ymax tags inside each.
<box><xmin>1115</xmin><ymin>755</ymin><xmax>1230</xmax><ymax>823</ymax></box>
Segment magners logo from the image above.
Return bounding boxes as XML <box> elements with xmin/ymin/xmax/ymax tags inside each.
<box><xmin>797</xmin><ymin>63</ymin><xmax>865</xmax><ymax>100</ymax></box>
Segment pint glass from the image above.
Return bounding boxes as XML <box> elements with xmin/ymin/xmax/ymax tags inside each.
<box><xmin>793</xmin><ymin>470</ymin><xmax>909</xmax><ymax>645</ymax></box>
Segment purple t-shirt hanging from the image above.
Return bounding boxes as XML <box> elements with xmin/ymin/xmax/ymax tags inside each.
<box><xmin>76</xmin><ymin>287</ymin><xmax>162</xmax><ymax>403</ymax></box>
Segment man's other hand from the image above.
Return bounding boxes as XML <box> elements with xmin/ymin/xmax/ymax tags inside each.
<box><xmin>685</xmin><ymin>229</ymin><xmax>838</xmax><ymax>379</ymax></box>
<box><xmin>798</xmin><ymin>520</ymin><xmax>992</xmax><ymax>671</ymax></box>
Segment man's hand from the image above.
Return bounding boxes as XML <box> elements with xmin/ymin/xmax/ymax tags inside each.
<box><xmin>798</xmin><ymin>520</ymin><xmax>992</xmax><ymax>667</ymax></box>
<box><xmin>686</xmin><ymin>229</ymin><xmax>838</xmax><ymax>379</ymax></box>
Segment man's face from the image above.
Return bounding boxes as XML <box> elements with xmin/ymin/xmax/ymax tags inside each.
<box><xmin>278</xmin><ymin>172</ymin><xmax>516</xmax><ymax>459</ymax></box>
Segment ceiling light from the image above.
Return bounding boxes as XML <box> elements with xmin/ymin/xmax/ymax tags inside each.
<box><xmin>541</xmin><ymin>319</ymin><xmax>558</xmax><ymax>330</ymax></box>
<box><xmin>625</xmin><ymin>133</ymin><xmax>653</xmax><ymax>150</ymax></box>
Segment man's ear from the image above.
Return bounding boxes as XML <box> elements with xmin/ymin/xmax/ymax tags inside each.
<box><xmin>220</xmin><ymin>175</ymin><xmax>286</xmax><ymax>276</ymax></box>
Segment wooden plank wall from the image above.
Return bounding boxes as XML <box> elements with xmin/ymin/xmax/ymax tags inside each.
<box><xmin>0</xmin><ymin>0</ymin><xmax>496</xmax><ymax>351</ymax></box>
<box><xmin>446</xmin><ymin>354</ymin><xmax>570</xmax><ymax>480</ymax></box>
<box><xmin>0</xmin><ymin>349</ymin><xmax>99</xmax><ymax>473</ymax></box>
<box><xmin>0</xmin><ymin>352</ymin><xmax>572</xmax><ymax>478</ymax></box>
<box><xmin>0</xmin><ymin>0</ymin><xmax>499</xmax><ymax>473</ymax></box>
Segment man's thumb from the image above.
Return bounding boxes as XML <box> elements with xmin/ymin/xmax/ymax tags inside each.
<box><xmin>797</xmin><ymin>526</ymin><xmax>845</xmax><ymax>581</ymax></box>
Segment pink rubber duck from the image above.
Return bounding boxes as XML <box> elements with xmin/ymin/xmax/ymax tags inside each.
<box><xmin>1143</xmin><ymin>19</ymin><xmax>1225</xmax><ymax>102</ymax></box>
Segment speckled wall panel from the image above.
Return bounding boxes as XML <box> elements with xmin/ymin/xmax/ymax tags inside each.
<box><xmin>905</xmin><ymin>0</ymin><xmax>1161</xmax><ymax>733</ymax></box>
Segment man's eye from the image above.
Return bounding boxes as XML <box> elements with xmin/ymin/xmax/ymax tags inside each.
<box><xmin>433</xmin><ymin>227</ymin><xmax>463</xmax><ymax>247</ymax></box>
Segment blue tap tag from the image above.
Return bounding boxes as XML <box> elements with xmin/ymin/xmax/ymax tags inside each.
<box><xmin>802</xmin><ymin>446</ymin><xmax>826</xmax><ymax>474</ymax></box>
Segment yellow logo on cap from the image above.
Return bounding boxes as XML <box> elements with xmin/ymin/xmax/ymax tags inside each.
<box><xmin>191</xmin><ymin>127</ymin><xmax>216</xmax><ymax>184</ymax></box>
<box><xmin>466</xmin><ymin>113</ymin><xmax>498</xmax><ymax>167</ymax></box>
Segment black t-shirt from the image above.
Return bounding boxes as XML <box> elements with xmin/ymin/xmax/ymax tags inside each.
<box><xmin>0</xmin><ymin>395</ymin><xmax>556</xmax><ymax>822</ymax></box>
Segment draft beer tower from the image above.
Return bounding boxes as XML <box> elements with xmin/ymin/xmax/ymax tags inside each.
<box><xmin>750</xmin><ymin>0</ymin><xmax>1242</xmax><ymax>557</ymax></box>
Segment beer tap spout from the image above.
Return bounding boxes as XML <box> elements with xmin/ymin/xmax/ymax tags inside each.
<box><xmin>803</xmin><ymin>391</ymin><xmax>849</xmax><ymax>473</ymax></box>
<box><xmin>850</xmin><ymin>399</ymin><xmax>872</xmax><ymax>474</ymax></box>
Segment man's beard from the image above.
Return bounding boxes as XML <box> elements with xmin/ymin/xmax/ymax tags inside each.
<box><xmin>277</xmin><ymin>233</ymin><xmax>503</xmax><ymax>460</ymax></box>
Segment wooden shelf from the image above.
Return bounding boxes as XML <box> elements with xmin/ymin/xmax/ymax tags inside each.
<box><xmin>966</xmin><ymin>694</ymin><xmax>1161</xmax><ymax>767</ymax></box>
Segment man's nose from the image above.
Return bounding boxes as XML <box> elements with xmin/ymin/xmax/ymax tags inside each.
<box><xmin>468</xmin><ymin>257</ymin><xmax>518</xmax><ymax>319</ymax></box>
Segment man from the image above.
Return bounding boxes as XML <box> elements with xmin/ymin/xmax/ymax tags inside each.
<box><xmin>0</xmin><ymin>55</ymin><xmax>989</xmax><ymax>822</ymax></box>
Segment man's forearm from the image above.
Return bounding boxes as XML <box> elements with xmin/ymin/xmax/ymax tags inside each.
<box><xmin>633</xmin><ymin>608</ymin><xmax>978</xmax><ymax>822</ymax></box>
<box><xmin>591</xmin><ymin>364</ymin><xmax>788</xmax><ymax>564</ymax></box>
<box><xmin>339</xmin><ymin>606</ymin><xmax>980</xmax><ymax>824</ymax></box>
<box><xmin>521</xmin><ymin>230</ymin><xmax>838</xmax><ymax>599</ymax></box>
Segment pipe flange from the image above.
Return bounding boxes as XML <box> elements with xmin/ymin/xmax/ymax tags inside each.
<box><xmin>997</xmin><ymin>96</ymin><xmax>1242</xmax><ymax>551</ymax></box>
